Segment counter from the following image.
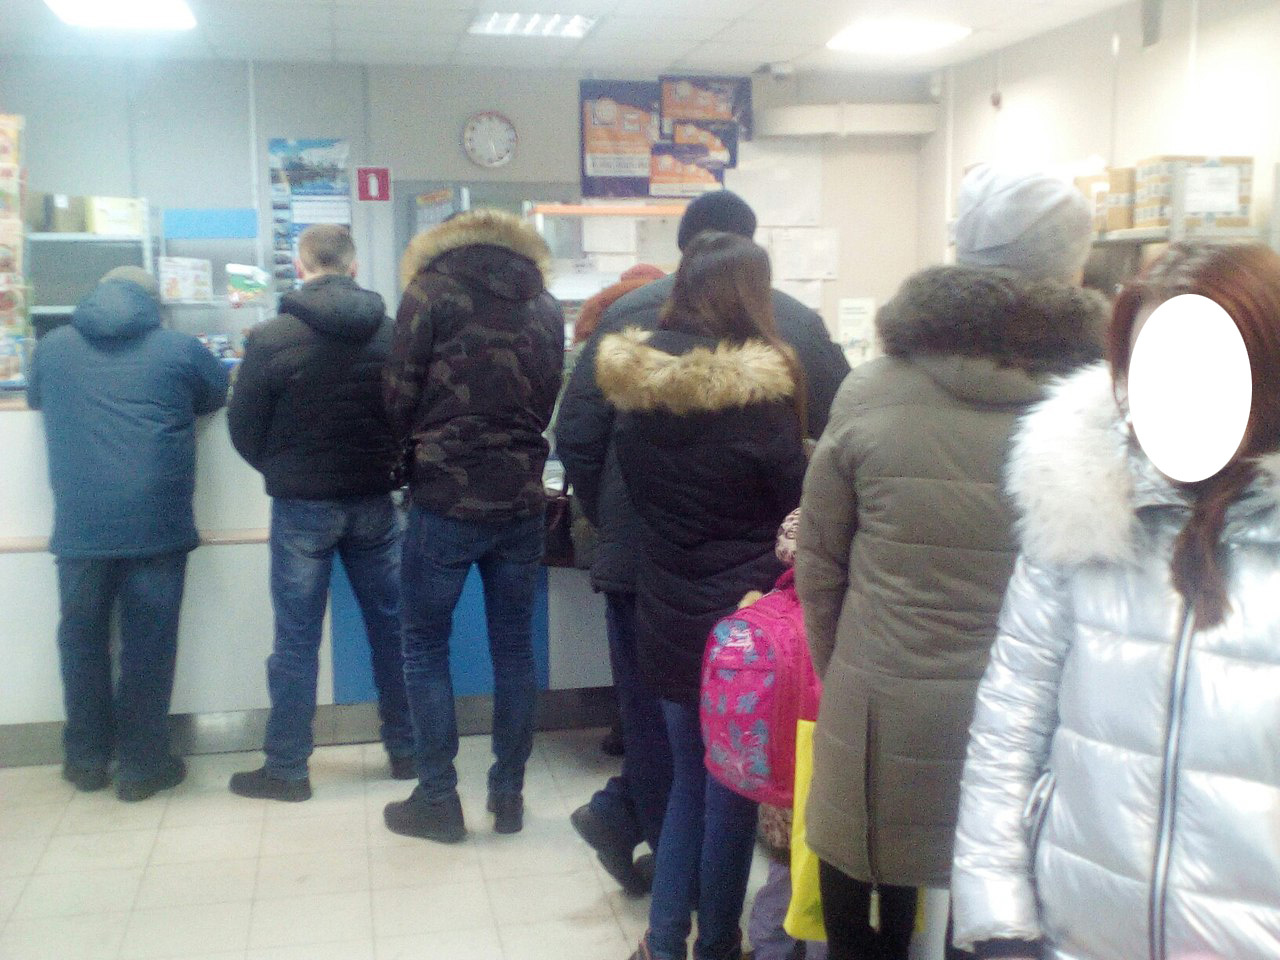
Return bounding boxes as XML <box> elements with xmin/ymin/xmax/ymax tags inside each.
<box><xmin>0</xmin><ymin>401</ymin><xmax>611</xmax><ymax>765</ymax></box>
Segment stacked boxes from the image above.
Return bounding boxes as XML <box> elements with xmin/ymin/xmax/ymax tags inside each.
<box><xmin>158</xmin><ymin>257</ymin><xmax>213</xmax><ymax>303</ymax></box>
<box><xmin>1073</xmin><ymin>173</ymin><xmax>1109</xmax><ymax>233</ymax></box>
<box><xmin>86</xmin><ymin>196</ymin><xmax>147</xmax><ymax>235</ymax></box>
<box><xmin>1106</xmin><ymin>167</ymin><xmax>1135</xmax><ymax>231</ymax></box>
<box><xmin>1134</xmin><ymin>155</ymin><xmax>1252</xmax><ymax>229</ymax></box>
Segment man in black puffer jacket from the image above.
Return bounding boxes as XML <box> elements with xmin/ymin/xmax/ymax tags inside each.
<box><xmin>557</xmin><ymin>190</ymin><xmax>851</xmax><ymax>894</ymax></box>
<box><xmin>228</xmin><ymin>224</ymin><xmax>413</xmax><ymax>803</ymax></box>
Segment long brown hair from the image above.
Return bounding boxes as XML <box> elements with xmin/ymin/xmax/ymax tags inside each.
<box><xmin>1109</xmin><ymin>243</ymin><xmax>1280</xmax><ymax>627</ymax></box>
<box><xmin>661</xmin><ymin>231</ymin><xmax>809</xmax><ymax>432</ymax></box>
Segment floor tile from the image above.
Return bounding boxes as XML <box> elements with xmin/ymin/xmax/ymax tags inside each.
<box><xmin>161</xmin><ymin>791</ymin><xmax>268</xmax><ymax>828</ymax></box>
<box><xmin>120</xmin><ymin>900</ymin><xmax>253</xmax><ymax>960</ymax></box>
<box><xmin>474</xmin><ymin>820</ymin><xmax>594</xmax><ymax>880</ymax></box>
<box><xmin>37</xmin><ymin>829</ymin><xmax>155</xmax><ymax>874</ymax></box>
<box><xmin>149</xmin><ymin>820</ymin><xmax>263</xmax><ymax>865</ymax></box>
<box><xmin>370</xmin><ymin>880</ymin><xmax>493</xmax><ymax>938</ymax></box>
<box><xmin>134</xmin><ymin>858</ymin><xmax>258</xmax><ymax>910</ymax></box>
<box><xmin>0</xmin><ymin>765</ymin><xmax>75</xmax><ymax>810</ymax></box>
<box><xmin>0</xmin><ymin>877</ymin><xmax>25</xmax><ymax>927</ymax></box>
<box><xmin>497</xmin><ymin>914</ymin><xmax>630</xmax><ymax>960</ymax></box>
<box><xmin>0</xmin><ymin>804</ymin><xmax>65</xmax><ymax>842</ymax></box>
<box><xmin>0</xmin><ymin>910</ymin><xmax>131</xmax><ymax>960</ymax></box>
<box><xmin>10</xmin><ymin>867</ymin><xmax>144</xmax><ymax>920</ymax></box>
<box><xmin>56</xmin><ymin>791</ymin><xmax>169</xmax><ymax>834</ymax></box>
<box><xmin>0</xmin><ymin>838</ymin><xmax>49</xmax><ymax>878</ymax></box>
<box><xmin>262</xmin><ymin>780</ymin><xmax>367</xmax><ymax>821</ymax></box>
<box><xmin>255</xmin><ymin>848</ymin><xmax>371</xmax><ymax>900</ymax></box>
<box><xmin>367</xmin><ymin>838</ymin><xmax>483</xmax><ymax>890</ymax></box>
<box><xmin>248</xmin><ymin>890</ymin><xmax>374</xmax><ymax>950</ymax></box>
<box><xmin>486</xmin><ymin>867</ymin><xmax>613</xmax><ymax>926</ymax></box>
<box><xmin>247</xmin><ymin>940</ymin><xmax>376</xmax><ymax>960</ymax></box>
<box><xmin>375</xmin><ymin>926</ymin><xmax>504</xmax><ymax>960</ymax></box>
<box><xmin>608</xmin><ymin>888</ymin><xmax>651</xmax><ymax>943</ymax></box>
<box><xmin>259</xmin><ymin>813</ymin><xmax>367</xmax><ymax>857</ymax></box>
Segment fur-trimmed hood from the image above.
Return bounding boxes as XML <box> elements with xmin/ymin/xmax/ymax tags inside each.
<box><xmin>877</xmin><ymin>265</ymin><xmax>1107</xmax><ymax>375</ymax></box>
<box><xmin>595</xmin><ymin>328</ymin><xmax>795</xmax><ymax>415</ymax></box>
<box><xmin>399</xmin><ymin>209</ymin><xmax>552</xmax><ymax>291</ymax></box>
<box><xmin>1007</xmin><ymin>361</ymin><xmax>1280</xmax><ymax>567</ymax></box>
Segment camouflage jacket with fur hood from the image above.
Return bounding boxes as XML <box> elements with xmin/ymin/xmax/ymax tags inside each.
<box><xmin>385</xmin><ymin>211</ymin><xmax>565</xmax><ymax>520</ymax></box>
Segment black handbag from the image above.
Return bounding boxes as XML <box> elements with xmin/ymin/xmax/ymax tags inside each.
<box><xmin>544</xmin><ymin>478</ymin><xmax>576</xmax><ymax>567</ymax></box>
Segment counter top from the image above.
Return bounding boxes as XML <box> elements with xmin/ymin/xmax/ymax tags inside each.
<box><xmin>0</xmin><ymin>393</ymin><xmax>28</xmax><ymax>412</ymax></box>
<box><xmin>0</xmin><ymin>528</ymin><xmax>269</xmax><ymax>554</ymax></box>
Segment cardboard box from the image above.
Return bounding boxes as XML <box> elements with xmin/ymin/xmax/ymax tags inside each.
<box><xmin>86</xmin><ymin>196</ymin><xmax>146</xmax><ymax>236</ymax></box>
<box><xmin>22</xmin><ymin>188</ymin><xmax>47</xmax><ymax>231</ymax></box>
<box><xmin>1106</xmin><ymin>167</ymin><xmax>1135</xmax><ymax>231</ymax></box>
<box><xmin>1074</xmin><ymin>174</ymin><xmax>1109</xmax><ymax>233</ymax></box>
<box><xmin>1134</xmin><ymin>155</ymin><xmax>1252</xmax><ymax>229</ymax></box>
<box><xmin>45</xmin><ymin>193</ymin><xmax>87</xmax><ymax>232</ymax></box>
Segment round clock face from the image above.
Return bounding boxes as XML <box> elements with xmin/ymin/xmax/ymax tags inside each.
<box><xmin>463</xmin><ymin>111</ymin><xmax>518</xmax><ymax>168</ymax></box>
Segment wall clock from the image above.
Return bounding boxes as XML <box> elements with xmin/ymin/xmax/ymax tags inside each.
<box><xmin>463</xmin><ymin>111</ymin><xmax>518</xmax><ymax>168</ymax></box>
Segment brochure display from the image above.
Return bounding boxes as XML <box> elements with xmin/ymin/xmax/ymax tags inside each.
<box><xmin>268</xmin><ymin>138</ymin><xmax>352</xmax><ymax>292</ymax></box>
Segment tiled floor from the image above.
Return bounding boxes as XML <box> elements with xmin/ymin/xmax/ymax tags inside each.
<box><xmin>0</xmin><ymin>729</ymin><xmax>768</xmax><ymax>960</ymax></box>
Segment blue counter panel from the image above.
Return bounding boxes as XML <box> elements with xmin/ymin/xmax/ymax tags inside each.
<box><xmin>330</xmin><ymin>560</ymin><xmax>550</xmax><ymax>704</ymax></box>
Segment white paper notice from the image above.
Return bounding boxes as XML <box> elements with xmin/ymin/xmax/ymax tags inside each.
<box><xmin>838</xmin><ymin>297</ymin><xmax>878</xmax><ymax>367</ymax></box>
<box><xmin>776</xmin><ymin>279</ymin><xmax>824</xmax><ymax>310</ymax></box>
<box><xmin>1184</xmin><ymin>166</ymin><xmax>1240</xmax><ymax>214</ymax></box>
<box><xmin>582</xmin><ymin>217</ymin><xmax>638</xmax><ymax>254</ymax></box>
<box><xmin>724</xmin><ymin>140</ymin><xmax>822</xmax><ymax>227</ymax></box>
<box><xmin>772</xmin><ymin>228</ymin><xmax>840</xmax><ymax>280</ymax></box>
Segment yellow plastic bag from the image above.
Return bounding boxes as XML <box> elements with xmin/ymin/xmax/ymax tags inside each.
<box><xmin>783</xmin><ymin>718</ymin><xmax>826</xmax><ymax>942</ymax></box>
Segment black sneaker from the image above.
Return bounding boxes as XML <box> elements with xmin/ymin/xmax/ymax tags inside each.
<box><xmin>487</xmin><ymin>793</ymin><xmax>523</xmax><ymax>834</ymax></box>
<box><xmin>389</xmin><ymin>755</ymin><xmax>416</xmax><ymax>780</ymax></box>
<box><xmin>228</xmin><ymin>766</ymin><xmax>312</xmax><ymax>803</ymax></box>
<box><xmin>384</xmin><ymin>788</ymin><xmax>466</xmax><ymax>844</ymax></box>
<box><xmin>62</xmin><ymin>763</ymin><xmax>110</xmax><ymax>793</ymax></box>
<box><xmin>600</xmin><ymin>727</ymin><xmax>625</xmax><ymax>757</ymax></box>
<box><xmin>117</xmin><ymin>758</ymin><xmax>186</xmax><ymax>803</ymax></box>
<box><xmin>570</xmin><ymin>803</ymin><xmax>647</xmax><ymax>896</ymax></box>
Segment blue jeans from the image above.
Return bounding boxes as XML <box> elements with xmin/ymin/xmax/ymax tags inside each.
<box><xmin>55</xmin><ymin>552</ymin><xmax>188</xmax><ymax>782</ymax></box>
<box><xmin>649</xmin><ymin>699</ymin><xmax>759</xmax><ymax>960</ymax></box>
<box><xmin>588</xmin><ymin>591</ymin><xmax>672</xmax><ymax>852</ymax></box>
<box><xmin>264</xmin><ymin>495</ymin><xmax>413</xmax><ymax>780</ymax></box>
<box><xmin>400</xmin><ymin>506</ymin><xmax>543</xmax><ymax>801</ymax></box>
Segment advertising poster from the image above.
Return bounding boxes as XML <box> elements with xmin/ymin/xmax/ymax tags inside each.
<box><xmin>268</xmin><ymin>138</ymin><xmax>351</xmax><ymax>291</ymax></box>
<box><xmin>415</xmin><ymin>187</ymin><xmax>463</xmax><ymax>233</ymax></box>
<box><xmin>650</xmin><ymin>143</ymin><xmax>723</xmax><ymax>197</ymax></box>
<box><xmin>660</xmin><ymin>75</ymin><xmax>752</xmax><ymax>140</ymax></box>
<box><xmin>580</xmin><ymin>80</ymin><xmax>661</xmax><ymax>198</ymax></box>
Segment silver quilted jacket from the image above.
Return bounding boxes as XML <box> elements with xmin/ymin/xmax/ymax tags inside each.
<box><xmin>951</xmin><ymin>363</ymin><xmax>1280</xmax><ymax>960</ymax></box>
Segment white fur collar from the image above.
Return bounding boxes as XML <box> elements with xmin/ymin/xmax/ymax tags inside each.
<box><xmin>1009</xmin><ymin>361</ymin><xmax>1280</xmax><ymax>566</ymax></box>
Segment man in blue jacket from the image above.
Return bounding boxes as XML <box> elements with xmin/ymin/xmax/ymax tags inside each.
<box><xmin>27</xmin><ymin>266</ymin><xmax>229</xmax><ymax>802</ymax></box>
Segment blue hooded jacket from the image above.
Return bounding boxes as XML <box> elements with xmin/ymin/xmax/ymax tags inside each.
<box><xmin>27</xmin><ymin>280</ymin><xmax>230</xmax><ymax>558</ymax></box>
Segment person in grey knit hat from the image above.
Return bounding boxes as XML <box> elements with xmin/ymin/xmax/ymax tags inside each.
<box><xmin>794</xmin><ymin>165</ymin><xmax>1105</xmax><ymax>960</ymax></box>
<box><xmin>100</xmin><ymin>265</ymin><xmax>161</xmax><ymax>301</ymax></box>
<box><xmin>953</xmin><ymin>164</ymin><xmax>1094</xmax><ymax>282</ymax></box>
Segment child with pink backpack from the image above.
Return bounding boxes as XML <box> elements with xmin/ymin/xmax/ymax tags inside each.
<box><xmin>702</xmin><ymin>509</ymin><xmax>827</xmax><ymax>960</ymax></box>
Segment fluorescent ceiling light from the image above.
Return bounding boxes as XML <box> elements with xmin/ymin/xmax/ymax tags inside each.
<box><xmin>469</xmin><ymin>12</ymin><xmax>596</xmax><ymax>38</ymax></box>
<box><xmin>827</xmin><ymin>18</ymin><xmax>971</xmax><ymax>56</ymax></box>
<box><xmin>44</xmin><ymin>0</ymin><xmax>196</xmax><ymax>30</ymax></box>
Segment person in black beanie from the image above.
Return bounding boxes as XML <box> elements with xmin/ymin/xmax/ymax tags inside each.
<box><xmin>556</xmin><ymin>190</ymin><xmax>849</xmax><ymax>896</ymax></box>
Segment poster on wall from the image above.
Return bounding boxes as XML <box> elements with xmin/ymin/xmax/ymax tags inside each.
<box><xmin>580</xmin><ymin>80</ymin><xmax>661</xmax><ymax>198</ymax></box>
<box><xmin>415</xmin><ymin>187</ymin><xmax>465</xmax><ymax>234</ymax></box>
<box><xmin>267</xmin><ymin>138</ymin><xmax>351</xmax><ymax>291</ymax></box>
<box><xmin>650</xmin><ymin>143</ymin><xmax>723</xmax><ymax>197</ymax></box>
<box><xmin>660</xmin><ymin>75</ymin><xmax>752</xmax><ymax>140</ymax></box>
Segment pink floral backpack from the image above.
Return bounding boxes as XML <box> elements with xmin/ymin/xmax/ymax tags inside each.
<box><xmin>700</xmin><ymin>568</ymin><xmax>821</xmax><ymax>807</ymax></box>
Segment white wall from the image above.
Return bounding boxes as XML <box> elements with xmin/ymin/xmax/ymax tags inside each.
<box><xmin>921</xmin><ymin>0</ymin><xmax>1280</xmax><ymax>250</ymax></box>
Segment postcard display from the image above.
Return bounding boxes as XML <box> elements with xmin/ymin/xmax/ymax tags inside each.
<box><xmin>0</xmin><ymin>116</ymin><xmax>26</xmax><ymax>385</ymax></box>
<box><xmin>580</xmin><ymin>77</ymin><xmax>751</xmax><ymax>199</ymax></box>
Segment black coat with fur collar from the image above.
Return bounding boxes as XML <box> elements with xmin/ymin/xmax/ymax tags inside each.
<box><xmin>596</xmin><ymin>328</ymin><xmax>807</xmax><ymax>705</ymax></box>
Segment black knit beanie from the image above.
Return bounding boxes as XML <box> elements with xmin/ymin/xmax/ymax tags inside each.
<box><xmin>676</xmin><ymin>190</ymin><xmax>758</xmax><ymax>250</ymax></box>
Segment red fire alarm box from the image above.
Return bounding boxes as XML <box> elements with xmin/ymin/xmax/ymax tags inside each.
<box><xmin>357</xmin><ymin>167</ymin><xmax>391</xmax><ymax>202</ymax></box>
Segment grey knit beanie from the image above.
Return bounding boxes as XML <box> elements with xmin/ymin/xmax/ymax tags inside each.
<box><xmin>954</xmin><ymin>165</ymin><xmax>1093</xmax><ymax>282</ymax></box>
<box><xmin>101</xmin><ymin>265</ymin><xmax>160</xmax><ymax>301</ymax></box>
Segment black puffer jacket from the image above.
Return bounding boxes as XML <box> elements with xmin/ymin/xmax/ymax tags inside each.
<box><xmin>596</xmin><ymin>328</ymin><xmax>807</xmax><ymax>705</ymax></box>
<box><xmin>229</xmin><ymin>275</ymin><xmax>398</xmax><ymax>499</ymax></box>
<box><xmin>558</xmin><ymin>274</ymin><xmax>848</xmax><ymax>595</ymax></box>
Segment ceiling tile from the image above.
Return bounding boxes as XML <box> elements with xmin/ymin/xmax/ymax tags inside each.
<box><xmin>588</xmin><ymin>16</ymin><xmax>731</xmax><ymax>43</ymax></box>
<box><xmin>609</xmin><ymin>0</ymin><xmax>769</xmax><ymax>19</ymax></box>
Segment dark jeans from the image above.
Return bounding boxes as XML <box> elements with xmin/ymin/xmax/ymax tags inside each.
<box><xmin>264</xmin><ymin>495</ymin><xmax>413</xmax><ymax>780</ymax></box>
<box><xmin>649</xmin><ymin>698</ymin><xmax>758</xmax><ymax>960</ymax></box>
<box><xmin>55</xmin><ymin>552</ymin><xmax>188</xmax><ymax>782</ymax></box>
<box><xmin>400</xmin><ymin>506</ymin><xmax>543</xmax><ymax>801</ymax></box>
<box><xmin>588</xmin><ymin>591</ymin><xmax>673</xmax><ymax>852</ymax></box>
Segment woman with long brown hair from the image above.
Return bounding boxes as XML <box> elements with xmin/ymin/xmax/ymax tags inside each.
<box><xmin>951</xmin><ymin>242</ymin><xmax>1280</xmax><ymax>960</ymax></box>
<box><xmin>595</xmin><ymin>231</ymin><xmax>808</xmax><ymax>960</ymax></box>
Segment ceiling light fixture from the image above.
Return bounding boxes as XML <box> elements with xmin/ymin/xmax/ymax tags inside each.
<box><xmin>468</xmin><ymin>12</ymin><xmax>596</xmax><ymax>39</ymax></box>
<box><xmin>44</xmin><ymin>0</ymin><xmax>197</xmax><ymax>30</ymax></box>
<box><xmin>827</xmin><ymin>18</ymin><xmax>971</xmax><ymax>56</ymax></box>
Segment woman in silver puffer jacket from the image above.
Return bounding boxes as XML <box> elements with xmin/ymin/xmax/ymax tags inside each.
<box><xmin>951</xmin><ymin>243</ymin><xmax>1280</xmax><ymax>960</ymax></box>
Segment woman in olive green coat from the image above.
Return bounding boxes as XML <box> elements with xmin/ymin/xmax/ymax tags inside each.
<box><xmin>795</xmin><ymin>167</ymin><xmax>1106</xmax><ymax>960</ymax></box>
